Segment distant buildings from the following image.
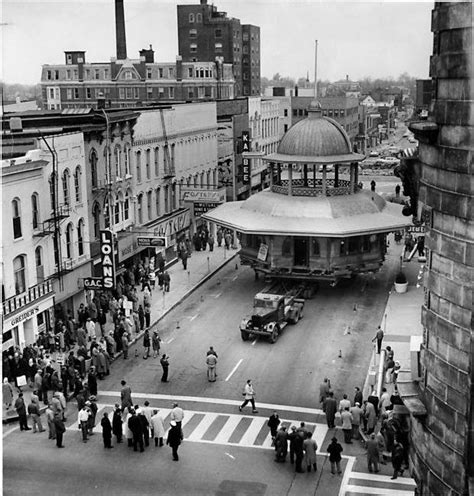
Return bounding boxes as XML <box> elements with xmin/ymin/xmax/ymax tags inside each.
<box><xmin>177</xmin><ymin>0</ymin><xmax>261</xmax><ymax>97</ymax></box>
<box><xmin>40</xmin><ymin>0</ymin><xmax>235</xmax><ymax>110</ymax></box>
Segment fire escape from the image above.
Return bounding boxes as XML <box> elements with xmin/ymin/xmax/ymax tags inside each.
<box><xmin>33</xmin><ymin>137</ymin><xmax>73</xmax><ymax>284</ymax></box>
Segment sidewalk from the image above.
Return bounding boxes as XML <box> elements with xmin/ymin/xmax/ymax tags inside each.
<box><xmin>2</xmin><ymin>243</ymin><xmax>239</xmax><ymax>424</ymax></box>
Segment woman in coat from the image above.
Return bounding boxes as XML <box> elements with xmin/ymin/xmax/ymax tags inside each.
<box><xmin>150</xmin><ymin>409</ymin><xmax>165</xmax><ymax>447</ymax></box>
<box><xmin>303</xmin><ymin>431</ymin><xmax>318</xmax><ymax>472</ymax></box>
<box><xmin>143</xmin><ymin>330</ymin><xmax>151</xmax><ymax>359</ymax></box>
<box><xmin>365</xmin><ymin>401</ymin><xmax>377</xmax><ymax>434</ymax></box>
<box><xmin>3</xmin><ymin>378</ymin><xmax>14</xmax><ymax>410</ymax></box>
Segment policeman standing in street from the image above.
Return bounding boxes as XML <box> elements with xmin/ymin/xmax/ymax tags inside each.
<box><xmin>160</xmin><ymin>354</ymin><xmax>170</xmax><ymax>382</ymax></box>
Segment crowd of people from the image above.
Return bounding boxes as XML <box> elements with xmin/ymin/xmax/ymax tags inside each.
<box><xmin>318</xmin><ymin>346</ymin><xmax>410</xmax><ymax>481</ymax></box>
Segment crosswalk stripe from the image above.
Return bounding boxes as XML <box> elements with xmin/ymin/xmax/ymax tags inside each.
<box><xmin>186</xmin><ymin>413</ymin><xmax>218</xmax><ymax>441</ymax></box>
<box><xmin>349</xmin><ymin>472</ymin><xmax>416</xmax><ymax>486</ymax></box>
<box><xmin>213</xmin><ymin>415</ymin><xmax>242</xmax><ymax>444</ymax></box>
<box><xmin>344</xmin><ymin>485</ymin><xmax>414</xmax><ymax>495</ymax></box>
<box><xmin>239</xmin><ymin>417</ymin><xmax>267</xmax><ymax>446</ymax></box>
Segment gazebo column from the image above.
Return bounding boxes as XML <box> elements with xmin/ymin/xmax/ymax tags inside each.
<box><xmin>322</xmin><ymin>165</ymin><xmax>327</xmax><ymax>196</ymax></box>
<box><xmin>335</xmin><ymin>164</ymin><xmax>339</xmax><ymax>187</ymax></box>
<box><xmin>354</xmin><ymin>163</ymin><xmax>359</xmax><ymax>191</ymax></box>
<box><xmin>313</xmin><ymin>163</ymin><xmax>316</xmax><ymax>189</ymax></box>
<box><xmin>277</xmin><ymin>163</ymin><xmax>282</xmax><ymax>184</ymax></box>
<box><xmin>288</xmin><ymin>163</ymin><xmax>293</xmax><ymax>196</ymax></box>
<box><xmin>303</xmin><ymin>164</ymin><xmax>308</xmax><ymax>187</ymax></box>
<box><xmin>269</xmin><ymin>162</ymin><xmax>273</xmax><ymax>187</ymax></box>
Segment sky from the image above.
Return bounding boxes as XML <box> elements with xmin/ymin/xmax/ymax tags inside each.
<box><xmin>1</xmin><ymin>0</ymin><xmax>434</xmax><ymax>85</ymax></box>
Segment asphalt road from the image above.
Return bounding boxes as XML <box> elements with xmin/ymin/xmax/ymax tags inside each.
<box><xmin>3</xmin><ymin>177</ymin><xmax>406</xmax><ymax>496</ymax></box>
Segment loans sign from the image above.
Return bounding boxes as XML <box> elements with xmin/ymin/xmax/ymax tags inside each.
<box><xmin>100</xmin><ymin>230</ymin><xmax>115</xmax><ymax>289</ymax></box>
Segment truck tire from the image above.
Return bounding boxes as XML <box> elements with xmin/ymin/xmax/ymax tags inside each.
<box><xmin>241</xmin><ymin>331</ymin><xmax>249</xmax><ymax>341</ymax></box>
<box><xmin>270</xmin><ymin>325</ymin><xmax>279</xmax><ymax>344</ymax></box>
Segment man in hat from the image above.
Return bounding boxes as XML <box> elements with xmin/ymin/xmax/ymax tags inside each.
<box><xmin>326</xmin><ymin>436</ymin><xmax>343</xmax><ymax>474</ymax></box>
<box><xmin>350</xmin><ymin>402</ymin><xmax>363</xmax><ymax>440</ymax></box>
<box><xmin>150</xmin><ymin>409</ymin><xmax>165</xmax><ymax>447</ymax></box>
<box><xmin>128</xmin><ymin>409</ymin><xmax>144</xmax><ymax>452</ymax></box>
<box><xmin>120</xmin><ymin>380</ymin><xmax>133</xmax><ymax>412</ymax></box>
<box><xmin>366</xmin><ymin>432</ymin><xmax>380</xmax><ymax>473</ymax></box>
<box><xmin>167</xmin><ymin>420</ymin><xmax>183</xmax><ymax>461</ymax></box>
<box><xmin>288</xmin><ymin>425</ymin><xmax>298</xmax><ymax>464</ymax></box>
<box><xmin>112</xmin><ymin>404</ymin><xmax>123</xmax><ymax>443</ymax></box>
<box><xmin>14</xmin><ymin>393</ymin><xmax>30</xmax><ymax>431</ymax></box>
<box><xmin>88</xmin><ymin>396</ymin><xmax>98</xmax><ymax>435</ymax></box>
<box><xmin>78</xmin><ymin>404</ymin><xmax>90</xmax><ymax>442</ymax></box>
<box><xmin>53</xmin><ymin>414</ymin><xmax>66</xmax><ymax>448</ymax></box>
<box><xmin>101</xmin><ymin>412</ymin><xmax>113</xmax><ymax>449</ymax></box>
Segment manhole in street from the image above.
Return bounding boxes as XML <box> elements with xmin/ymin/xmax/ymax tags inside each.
<box><xmin>215</xmin><ymin>481</ymin><xmax>267</xmax><ymax>496</ymax></box>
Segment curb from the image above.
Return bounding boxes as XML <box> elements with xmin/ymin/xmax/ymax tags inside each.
<box><xmin>2</xmin><ymin>253</ymin><xmax>239</xmax><ymax>426</ymax></box>
<box><xmin>127</xmin><ymin>252</ymin><xmax>239</xmax><ymax>348</ymax></box>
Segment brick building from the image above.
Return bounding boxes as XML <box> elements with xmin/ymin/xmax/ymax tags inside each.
<box><xmin>41</xmin><ymin>0</ymin><xmax>235</xmax><ymax>110</ymax></box>
<box><xmin>177</xmin><ymin>0</ymin><xmax>260</xmax><ymax>97</ymax></box>
<box><xmin>400</xmin><ymin>2</ymin><xmax>473</xmax><ymax>495</ymax></box>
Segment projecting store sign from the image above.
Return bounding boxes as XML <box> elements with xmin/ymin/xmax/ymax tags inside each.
<box><xmin>193</xmin><ymin>202</ymin><xmax>220</xmax><ymax>217</ymax></box>
<box><xmin>137</xmin><ymin>237</ymin><xmax>167</xmax><ymax>247</ymax></box>
<box><xmin>84</xmin><ymin>277</ymin><xmax>104</xmax><ymax>289</ymax></box>
<box><xmin>182</xmin><ymin>188</ymin><xmax>226</xmax><ymax>203</ymax></box>
<box><xmin>242</xmin><ymin>131</ymin><xmax>251</xmax><ymax>185</ymax></box>
<box><xmin>100</xmin><ymin>230</ymin><xmax>115</xmax><ymax>289</ymax></box>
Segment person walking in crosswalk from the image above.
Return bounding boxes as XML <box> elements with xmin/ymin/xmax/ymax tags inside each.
<box><xmin>239</xmin><ymin>379</ymin><xmax>258</xmax><ymax>413</ymax></box>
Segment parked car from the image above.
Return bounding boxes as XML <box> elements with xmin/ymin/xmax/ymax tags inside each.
<box><xmin>369</xmin><ymin>151</ymin><xmax>379</xmax><ymax>157</ymax></box>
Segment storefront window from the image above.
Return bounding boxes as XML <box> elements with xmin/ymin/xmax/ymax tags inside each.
<box><xmin>282</xmin><ymin>237</ymin><xmax>292</xmax><ymax>256</ymax></box>
<box><xmin>311</xmin><ymin>238</ymin><xmax>320</xmax><ymax>256</ymax></box>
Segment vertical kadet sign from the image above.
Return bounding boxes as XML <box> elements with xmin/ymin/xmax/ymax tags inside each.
<box><xmin>100</xmin><ymin>230</ymin><xmax>115</xmax><ymax>289</ymax></box>
<box><xmin>242</xmin><ymin>130</ymin><xmax>251</xmax><ymax>185</ymax></box>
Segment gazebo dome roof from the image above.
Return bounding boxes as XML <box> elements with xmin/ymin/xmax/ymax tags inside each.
<box><xmin>266</xmin><ymin>100</ymin><xmax>364</xmax><ymax>164</ymax></box>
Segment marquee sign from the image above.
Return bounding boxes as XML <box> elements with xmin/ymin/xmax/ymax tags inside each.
<box><xmin>181</xmin><ymin>188</ymin><xmax>226</xmax><ymax>203</ymax></box>
<box><xmin>100</xmin><ymin>230</ymin><xmax>115</xmax><ymax>289</ymax></box>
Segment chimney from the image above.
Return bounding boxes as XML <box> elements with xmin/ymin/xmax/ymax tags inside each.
<box><xmin>115</xmin><ymin>0</ymin><xmax>127</xmax><ymax>60</ymax></box>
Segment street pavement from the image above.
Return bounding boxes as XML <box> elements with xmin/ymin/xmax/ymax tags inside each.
<box><xmin>3</xmin><ymin>193</ymin><xmax>424</xmax><ymax>495</ymax></box>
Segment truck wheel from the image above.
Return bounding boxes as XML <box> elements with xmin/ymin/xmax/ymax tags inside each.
<box><xmin>270</xmin><ymin>326</ymin><xmax>279</xmax><ymax>343</ymax></box>
<box><xmin>241</xmin><ymin>331</ymin><xmax>249</xmax><ymax>341</ymax></box>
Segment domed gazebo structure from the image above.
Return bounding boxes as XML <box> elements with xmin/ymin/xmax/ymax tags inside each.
<box><xmin>203</xmin><ymin>102</ymin><xmax>410</xmax><ymax>283</ymax></box>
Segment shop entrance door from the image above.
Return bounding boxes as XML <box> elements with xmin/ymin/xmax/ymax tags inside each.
<box><xmin>294</xmin><ymin>237</ymin><xmax>309</xmax><ymax>267</ymax></box>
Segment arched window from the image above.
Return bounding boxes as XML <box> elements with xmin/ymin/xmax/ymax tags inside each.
<box><xmin>124</xmin><ymin>145</ymin><xmax>130</xmax><ymax>176</ymax></box>
<box><xmin>124</xmin><ymin>191</ymin><xmax>130</xmax><ymax>220</ymax></box>
<box><xmin>171</xmin><ymin>183</ymin><xmax>177</xmax><ymax>210</ymax></box>
<box><xmin>49</xmin><ymin>174</ymin><xmax>56</xmax><ymax>210</ymax></box>
<box><xmin>104</xmin><ymin>146</ymin><xmax>112</xmax><ymax>183</ymax></box>
<box><xmin>65</xmin><ymin>223</ymin><xmax>73</xmax><ymax>259</ymax></box>
<box><xmin>189</xmin><ymin>13</ymin><xmax>195</xmax><ymax>22</ymax></box>
<box><xmin>35</xmin><ymin>246</ymin><xmax>44</xmax><ymax>282</ymax></box>
<box><xmin>13</xmin><ymin>255</ymin><xmax>27</xmax><ymax>294</ymax></box>
<box><xmin>154</xmin><ymin>147</ymin><xmax>159</xmax><ymax>176</ymax></box>
<box><xmin>114</xmin><ymin>195</ymin><xmax>121</xmax><ymax>224</ymax></box>
<box><xmin>146</xmin><ymin>149</ymin><xmax>151</xmax><ymax>180</ymax></box>
<box><xmin>196</xmin><ymin>13</ymin><xmax>202</xmax><ymax>22</ymax></box>
<box><xmin>147</xmin><ymin>191</ymin><xmax>153</xmax><ymax>220</ymax></box>
<box><xmin>12</xmin><ymin>198</ymin><xmax>22</xmax><ymax>239</ymax></box>
<box><xmin>74</xmin><ymin>166</ymin><xmax>82</xmax><ymax>202</ymax></box>
<box><xmin>137</xmin><ymin>193</ymin><xmax>143</xmax><ymax>224</ymax></box>
<box><xmin>93</xmin><ymin>203</ymin><xmax>101</xmax><ymax>239</ymax></box>
<box><xmin>155</xmin><ymin>188</ymin><xmax>161</xmax><ymax>216</ymax></box>
<box><xmin>104</xmin><ymin>198</ymin><xmax>111</xmax><ymax>229</ymax></box>
<box><xmin>62</xmin><ymin>169</ymin><xmax>70</xmax><ymax>205</ymax></box>
<box><xmin>114</xmin><ymin>145</ymin><xmax>121</xmax><ymax>177</ymax></box>
<box><xmin>90</xmin><ymin>149</ymin><xmax>98</xmax><ymax>187</ymax></box>
<box><xmin>136</xmin><ymin>151</ymin><xmax>142</xmax><ymax>183</ymax></box>
<box><xmin>31</xmin><ymin>193</ymin><xmax>40</xmax><ymax>229</ymax></box>
<box><xmin>77</xmin><ymin>218</ymin><xmax>85</xmax><ymax>256</ymax></box>
<box><xmin>164</xmin><ymin>185</ymin><xmax>169</xmax><ymax>213</ymax></box>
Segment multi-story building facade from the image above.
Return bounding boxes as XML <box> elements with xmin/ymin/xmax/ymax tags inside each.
<box><xmin>2</xmin><ymin>153</ymin><xmax>55</xmax><ymax>350</ymax></box>
<box><xmin>177</xmin><ymin>0</ymin><xmax>260</xmax><ymax>97</ymax></box>
<box><xmin>114</xmin><ymin>102</ymin><xmax>220</xmax><ymax>270</ymax></box>
<box><xmin>291</xmin><ymin>95</ymin><xmax>360</xmax><ymax>146</ymax></box>
<box><xmin>35</xmin><ymin>132</ymin><xmax>92</xmax><ymax>320</ymax></box>
<box><xmin>41</xmin><ymin>52</ymin><xmax>235</xmax><ymax>110</ymax></box>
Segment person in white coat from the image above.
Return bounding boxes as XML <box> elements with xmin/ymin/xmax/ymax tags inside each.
<box><xmin>150</xmin><ymin>409</ymin><xmax>165</xmax><ymax>447</ymax></box>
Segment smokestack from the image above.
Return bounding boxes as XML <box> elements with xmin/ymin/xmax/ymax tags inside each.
<box><xmin>314</xmin><ymin>40</ymin><xmax>318</xmax><ymax>99</ymax></box>
<box><xmin>115</xmin><ymin>0</ymin><xmax>127</xmax><ymax>60</ymax></box>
